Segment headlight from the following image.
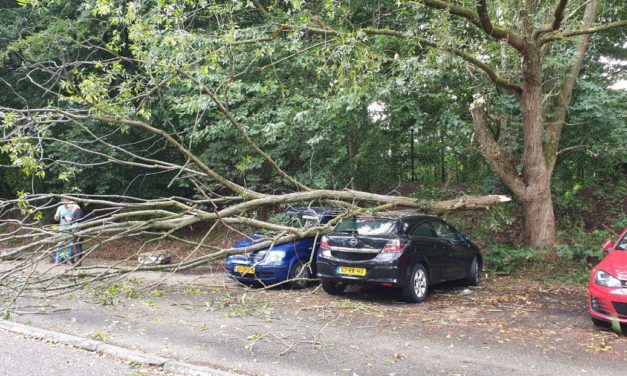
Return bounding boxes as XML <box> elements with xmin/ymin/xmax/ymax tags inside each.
<box><xmin>594</xmin><ymin>270</ymin><xmax>622</xmax><ymax>288</ymax></box>
<box><xmin>265</xmin><ymin>250</ymin><xmax>285</xmax><ymax>262</ymax></box>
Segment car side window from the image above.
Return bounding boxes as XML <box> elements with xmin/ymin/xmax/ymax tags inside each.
<box><xmin>431</xmin><ymin>221</ymin><xmax>460</xmax><ymax>241</ymax></box>
<box><xmin>409</xmin><ymin>222</ymin><xmax>434</xmax><ymax>237</ymax></box>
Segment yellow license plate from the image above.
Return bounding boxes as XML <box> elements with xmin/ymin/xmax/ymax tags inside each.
<box><xmin>235</xmin><ymin>265</ymin><xmax>255</xmax><ymax>275</ymax></box>
<box><xmin>337</xmin><ymin>266</ymin><xmax>366</xmax><ymax>277</ymax></box>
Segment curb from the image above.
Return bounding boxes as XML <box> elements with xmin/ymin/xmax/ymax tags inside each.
<box><xmin>0</xmin><ymin>319</ymin><xmax>241</xmax><ymax>376</ymax></box>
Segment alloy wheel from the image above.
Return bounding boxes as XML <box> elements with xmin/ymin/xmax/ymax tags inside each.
<box><xmin>413</xmin><ymin>268</ymin><xmax>427</xmax><ymax>298</ymax></box>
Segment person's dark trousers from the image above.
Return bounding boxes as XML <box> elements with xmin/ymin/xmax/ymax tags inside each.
<box><xmin>73</xmin><ymin>238</ymin><xmax>83</xmax><ymax>266</ymax></box>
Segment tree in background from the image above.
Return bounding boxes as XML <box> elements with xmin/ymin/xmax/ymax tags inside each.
<box><xmin>270</xmin><ymin>0</ymin><xmax>626</xmax><ymax>248</ymax></box>
<box><xmin>0</xmin><ymin>0</ymin><xmax>625</xmax><ymax>251</ymax></box>
<box><xmin>0</xmin><ymin>1</ymin><xmax>512</xmax><ymax>303</ymax></box>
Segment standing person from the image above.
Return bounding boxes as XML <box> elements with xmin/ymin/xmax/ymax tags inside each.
<box><xmin>68</xmin><ymin>202</ymin><xmax>85</xmax><ymax>265</ymax></box>
<box><xmin>53</xmin><ymin>198</ymin><xmax>74</xmax><ymax>264</ymax></box>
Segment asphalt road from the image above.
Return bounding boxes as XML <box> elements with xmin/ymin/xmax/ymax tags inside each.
<box><xmin>0</xmin><ymin>329</ymin><xmax>158</xmax><ymax>376</ymax></box>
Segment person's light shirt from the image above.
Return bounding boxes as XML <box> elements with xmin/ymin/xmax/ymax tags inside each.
<box><xmin>55</xmin><ymin>205</ymin><xmax>73</xmax><ymax>228</ymax></box>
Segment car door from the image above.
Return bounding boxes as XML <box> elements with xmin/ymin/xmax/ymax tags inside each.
<box><xmin>407</xmin><ymin>221</ymin><xmax>447</xmax><ymax>283</ymax></box>
<box><xmin>293</xmin><ymin>236</ymin><xmax>315</xmax><ymax>265</ymax></box>
<box><xmin>430</xmin><ymin>220</ymin><xmax>472</xmax><ymax>280</ymax></box>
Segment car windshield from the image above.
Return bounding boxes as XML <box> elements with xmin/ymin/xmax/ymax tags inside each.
<box><xmin>334</xmin><ymin>217</ymin><xmax>398</xmax><ymax>236</ymax></box>
<box><xmin>617</xmin><ymin>235</ymin><xmax>627</xmax><ymax>251</ymax></box>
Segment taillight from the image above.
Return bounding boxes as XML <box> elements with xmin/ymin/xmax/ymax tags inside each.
<box><xmin>382</xmin><ymin>239</ymin><xmax>407</xmax><ymax>253</ymax></box>
<box><xmin>320</xmin><ymin>236</ymin><xmax>330</xmax><ymax>249</ymax></box>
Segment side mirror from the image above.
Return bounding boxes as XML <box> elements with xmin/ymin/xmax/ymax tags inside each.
<box><xmin>602</xmin><ymin>240</ymin><xmax>613</xmax><ymax>252</ymax></box>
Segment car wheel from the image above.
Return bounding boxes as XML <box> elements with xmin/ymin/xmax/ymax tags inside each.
<box><xmin>320</xmin><ymin>279</ymin><xmax>345</xmax><ymax>295</ymax></box>
<box><xmin>402</xmin><ymin>264</ymin><xmax>428</xmax><ymax>303</ymax></box>
<box><xmin>464</xmin><ymin>256</ymin><xmax>480</xmax><ymax>286</ymax></box>
<box><xmin>289</xmin><ymin>262</ymin><xmax>312</xmax><ymax>289</ymax></box>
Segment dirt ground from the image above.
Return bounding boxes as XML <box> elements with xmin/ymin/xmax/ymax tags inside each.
<box><xmin>6</xmin><ymin>228</ymin><xmax>626</xmax><ymax>359</ymax></box>
<box><xmin>3</xmin><ymin>220</ymin><xmax>627</xmax><ymax>375</ymax></box>
<box><xmin>203</xmin><ymin>271</ymin><xmax>627</xmax><ymax>358</ymax></box>
<box><xmin>2</xmin><ymin>254</ymin><xmax>627</xmax><ymax>376</ymax></box>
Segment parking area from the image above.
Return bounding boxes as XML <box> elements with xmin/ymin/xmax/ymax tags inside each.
<box><xmin>2</xmin><ymin>260</ymin><xmax>626</xmax><ymax>375</ymax></box>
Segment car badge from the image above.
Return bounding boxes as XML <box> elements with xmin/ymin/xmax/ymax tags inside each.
<box><xmin>349</xmin><ymin>238</ymin><xmax>358</xmax><ymax>247</ymax></box>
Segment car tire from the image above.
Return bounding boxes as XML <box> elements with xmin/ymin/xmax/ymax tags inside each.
<box><xmin>402</xmin><ymin>264</ymin><xmax>428</xmax><ymax>303</ymax></box>
<box><xmin>289</xmin><ymin>262</ymin><xmax>312</xmax><ymax>289</ymax></box>
<box><xmin>464</xmin><ymin>256</ymin><xmax>481</xmax><ymax>286</ymax></box>
<box><xmin>320</xmin><ymin>279</ymin><xmax>345</xmax><ymax>295</ymax></box>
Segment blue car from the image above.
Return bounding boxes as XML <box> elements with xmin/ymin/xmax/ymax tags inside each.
<box><xmin>224</xmin><ymin>207</ymin><xmax>340</xmax><ymax>288</ymax></box>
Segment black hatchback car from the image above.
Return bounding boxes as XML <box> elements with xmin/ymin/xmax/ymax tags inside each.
<box><xmin>316</xmin><ymin>211</ymin><xmax>482</xmax><ymax>302</ymax></box>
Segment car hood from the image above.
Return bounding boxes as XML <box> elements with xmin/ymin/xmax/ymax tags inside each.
<box><xmin>596</xmin><ymin>251</ymin><xmax>627</xmax><ymax>280</ymax></box>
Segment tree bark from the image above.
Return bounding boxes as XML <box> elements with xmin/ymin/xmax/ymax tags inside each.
<box><xmin>471</xmin><ymin>98</ymin><xmax>556</xmax><ymax>249</ymax></box>
<box><xmin>470</xmin><ymin>101</ymin><xmax>526</xmax><ymax>198</ymax></box>
<box><xmin>519</xmin><ymin>48</ymin><xmax>556</xmax><ymax>249</ymax></box>
<box><xmin>471</xmin><ymin>46</ymin><xmax>557</xmax><ymax>249</ymax></box>
<box><xmin>521</xmin><ymin>186</ymin><xmax>556</xmax><ymax>249</ymax></box>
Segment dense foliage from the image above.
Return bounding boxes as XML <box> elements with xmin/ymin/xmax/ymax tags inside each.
<box><xmin>0</xmin><ymin>1</ymin><xmax>625</xmax><ymax>252</ymax></box>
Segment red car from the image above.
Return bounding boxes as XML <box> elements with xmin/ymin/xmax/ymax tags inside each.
<box><xmin>589</xmin><ymin>228</ymin><xmax>627</xmax><ymax>329</ymax></box>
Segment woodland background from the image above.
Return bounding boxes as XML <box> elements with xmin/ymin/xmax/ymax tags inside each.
<box><xmin>0</xmin><ymin>0</ymin><xmax>625</xmax><ymax>281</ymax></box>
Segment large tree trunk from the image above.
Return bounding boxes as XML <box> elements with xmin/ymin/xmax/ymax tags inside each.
<box><xmin>519</xmin><ymin>49</ymin><xmax>556</xmax><ymax>249</ymax></box>
<box><xmin>521</xmin><ymin>188</ymin><xmax>556</xmax><ymax>249</ymax></box>
<box><xmin>470</xmin><ymin>46</ymin><xmax>557</xmax><ymax>249</ymax></box>
<box><xmin>472</xmin><ymin>100</ymin><xmax>557</xmax><ymax>249</ymax></box>
<box><xmin>467</xmin><ymin>1</ymin><xmax>604</xmax><ymax>250</ymax></box>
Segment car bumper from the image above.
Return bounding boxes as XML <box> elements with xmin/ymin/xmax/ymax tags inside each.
<box><xmin>224</xmin><ymin>261</ymin><xmax>289</xmax><ymax>286</ymax></box>
<box><xmin>316</xmin><ymin>257</ymin><xmax>409</xmax><ymax>287</ymax></box>
<box><xmin>589</xmin><ymin>283</ymin><xmax>627</xmax><ymax>324</ymax></box>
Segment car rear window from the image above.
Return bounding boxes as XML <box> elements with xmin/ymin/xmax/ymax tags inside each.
<box><xmin>334</xmin><ymin>217</ymin><xmax>399</xmax><ymax>236</ymax></box>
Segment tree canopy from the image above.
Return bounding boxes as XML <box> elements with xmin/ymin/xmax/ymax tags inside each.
<box><xmin>0</xmin><ymin>0</ymin><xmax>625</xmax><ymax>253</ymax></box>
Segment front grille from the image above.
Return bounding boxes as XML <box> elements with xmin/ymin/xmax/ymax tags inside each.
<box><xmin>591</xmin><ymin>297</ymin><xmax>611</xmax><ymax>316</ymax></box>
<box><xmin>612</xmin><ymin>302</ymin><xmax>627</xmax><ymax>317</ymax></box>
<box><xmin>331</xmin><ymin>251</ymin><xmax>377</xmax><ymax>261</ymax></box>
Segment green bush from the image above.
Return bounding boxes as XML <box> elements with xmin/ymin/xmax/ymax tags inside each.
<box><xmin>483</xmin><ymin>242</ymin><xmax>539</xmax><ymax>274</ymax></box>
<box><xmin>555</xmin><ymin>228</ymin><xmax>614</xmax><ymax>263</ymax></box>
<box><xmin>477</xmin><ymin>206</ymin><xmax>515</xmax><ymax>233</ymax></box>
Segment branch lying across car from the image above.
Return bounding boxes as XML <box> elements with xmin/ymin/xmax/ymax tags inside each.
<box><xmin>225</xmin><ymin>209</ymin><xmax>483</xmax><ymax>302</ymax></box>
<box><xmin>224</xmin><ymin>207</ymin><xmax>342</xmax><ymax>289</ymax></box>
